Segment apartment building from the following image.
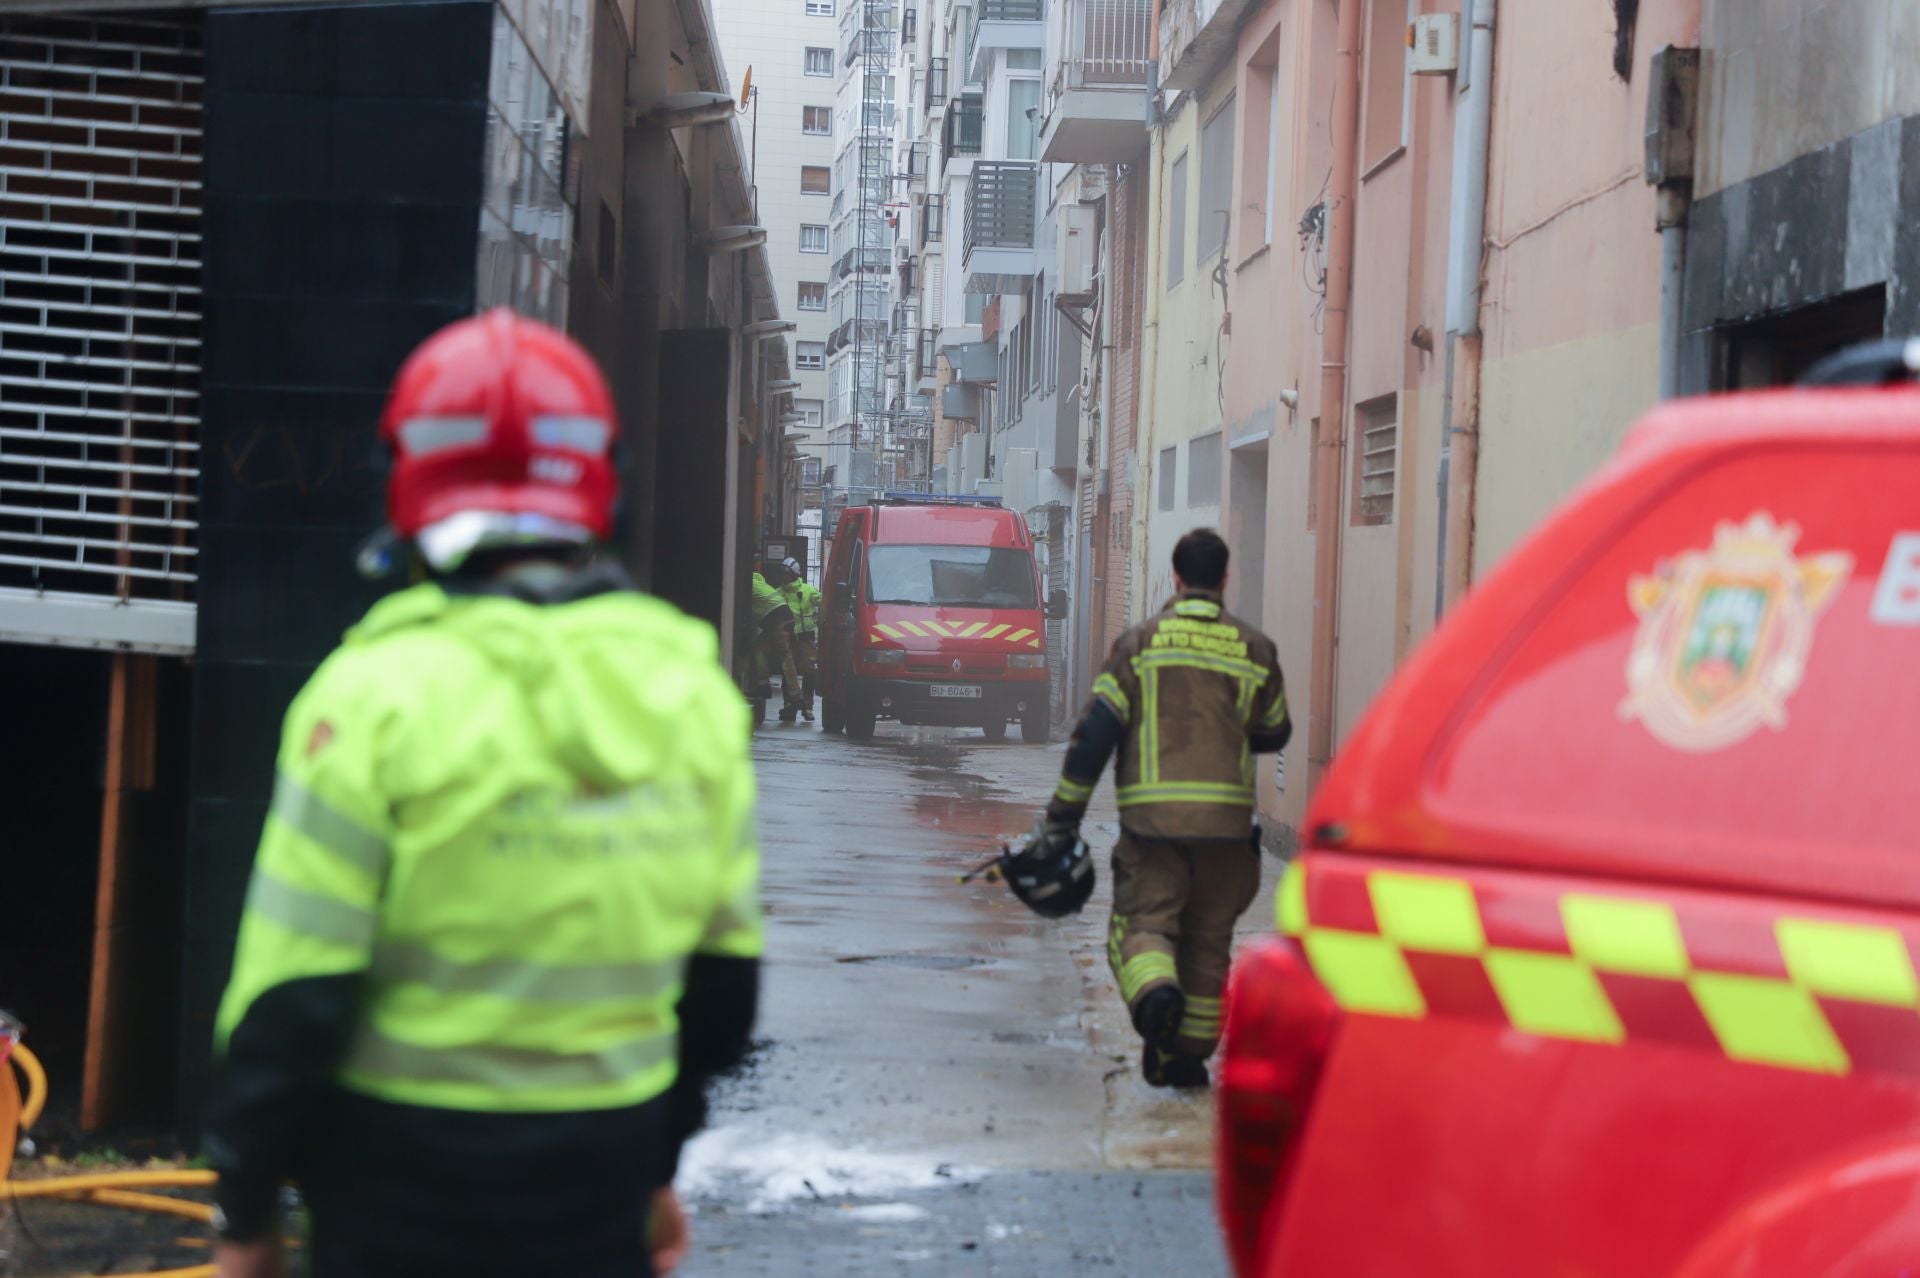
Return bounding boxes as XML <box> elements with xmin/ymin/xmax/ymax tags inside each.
<box><xmin>713</xmin><ymin>0</ymin><xmax>842</xmax><ymax>491</ymax></box>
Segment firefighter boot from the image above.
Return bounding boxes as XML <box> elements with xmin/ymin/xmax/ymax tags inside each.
<box><xmin>1142</xmin><ymin>1042</ymin><xmax>1211</xmax><ymax>1090</ymax></box>
<box><xmin>1131</xmin><ymin>984</ymin><xmax>1185</xmax><ymax>1049</ymax></box>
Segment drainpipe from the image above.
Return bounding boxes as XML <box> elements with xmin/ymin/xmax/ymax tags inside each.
<box><xmin>1434</xmin><ymin>0</ymin><xmax>1495</xmax><ymax>618</ymax></box>
<box><xmin>1305</xmin><ymin>0</ymin><xmax>1364</xmax><ymax>796</ymax></box>
<box><xmin>1647</xmin><ymin>46</ymin><xmax>1700</xmax><ymax>400</ymax></box>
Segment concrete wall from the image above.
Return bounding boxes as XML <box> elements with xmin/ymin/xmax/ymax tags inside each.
<box><xmin>1134</xmin><ymin>72</ymin><xmax>1231</xmax><ymax>617</ymax></box>
<box><xmin>1697</xmin><ymin>0</ymin><xmax>1920</xmax><ymax>200</ymax></box>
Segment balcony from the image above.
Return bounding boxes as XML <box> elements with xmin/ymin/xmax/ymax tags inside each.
<box><xmin>901</xmin><ymin>8</ymin><xmax>917</xmax><ymax>45</ymax></box>
<box><xmin>1039</xmin><ymin>0</ymin><xmax>1151</xmax><ymax>163</ymax></box>
<box><xmin>969</xmin><ymin>0</ymin><xmax>1043</xmax><ymax>81</ymax></box>
<box><xmin>963</xmin><ymin>160</ymin><xmax>1038</xmax><ymax>294</ymax></box>
<box><xmin>901</xmin><ymin>141</ymin><xmax>928</xmax><ymax>185</ymax></box>
<box><xmin>1156</xmin><ymin>0</ymin><xmax>1253</xmax><ymax>91</ymax></box>
<box><xmin>924</xmin><ymin>57</ymin><xmax>949</xmax><ymax>114</ymax></box>
<box><xmin>916</xmin><ymin>328</ymin><xmax>940</xmax><ymax>388</ymax></box>
<box><xmin>942</xmin><ymin>96</ymin><xmax>982</xmax><ymax>173</ymax></box>
<box><xmin>920</xmin><ymin>194</ymin><xmax>945</xmax><ymax>249</ymax></box>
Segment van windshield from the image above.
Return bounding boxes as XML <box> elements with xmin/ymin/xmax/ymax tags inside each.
<box><xmin>867</xmin><ymin>545</ymin><xmax>1038</xmax><ymax>608</ymax></box>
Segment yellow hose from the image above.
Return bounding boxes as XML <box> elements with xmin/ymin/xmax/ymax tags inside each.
<box><xmin>82</xmin><ymin>1187</ymin><xmax>217</xmax><ymax>1225</ymax></box>
<box><xmin>1</xmin><ymin>1169</ymin><xmax>217</xmax><ymax>1199</ymax></box>
<box><xmin>10</xmin><ymin>1039</ymin><xmax>46</xmax><ymax>1131</ymax></box>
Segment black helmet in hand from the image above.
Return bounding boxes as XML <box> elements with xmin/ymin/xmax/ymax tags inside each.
<box><xmin>996</xmin><ymin>827</ymin><xmax>1096</xmax><ymax>919</ymax></box>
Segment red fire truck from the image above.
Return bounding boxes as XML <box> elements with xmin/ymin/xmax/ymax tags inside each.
<box><xmin>819</xmin><ymin>498</ymin><xmax>1065</xmax><ymax>742</ymax></box>
<box><xmin>1216</xmin><ymin>342</ymin><xmax>1920</xmax><ymax>1276</ymax></box>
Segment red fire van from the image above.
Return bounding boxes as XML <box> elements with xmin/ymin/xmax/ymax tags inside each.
<box><xmin>819</xmin><ymin>498</ymin><xmax>1064</xmax><ymax>742</ymax></box>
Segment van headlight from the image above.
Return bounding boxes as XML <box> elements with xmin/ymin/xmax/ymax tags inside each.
<box><xmin>862</xmin><ymin>649</ymin><xmax>908</xmax><ymax>666</ymax></box>
<box><xmin>1009</xmin><ymin>654</ymin><xmax>1046</xmax><ymax>669</ymax></box>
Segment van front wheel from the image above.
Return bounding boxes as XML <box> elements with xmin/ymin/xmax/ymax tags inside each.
<box><xmin>822</xmin><ymin>692</ymin><xmax>845</xmax><ymax>734</ymax></box>
<box><xmin>981</xmin><ymin>720</ymin><xmax>1008</xmax><ymax>743</ymax></box>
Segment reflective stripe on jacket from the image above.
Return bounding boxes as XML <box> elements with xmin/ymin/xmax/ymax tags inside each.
<box><xmin>214</xmin><ymin>580</ymin><xmax>762</xmax><ymax>1115</ymax></box>
<box><xmin>750</xmin><ymin>573</ymin><xmax>788</xmax><ymax>624</ymax></box>
<box><xmin>780</xmin><ymin>580</ymin><xmax>821</xmax><ymax>632</ymax></box>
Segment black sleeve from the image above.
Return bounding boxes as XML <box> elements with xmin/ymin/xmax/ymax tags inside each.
<box><xmin>1044</xmin><ymin>700</ymin><xmax>1126</xmax><ymax>825</ymax></box>
<box><xmin>661</xmin><ymin>954</ymin><xmax>760</xmax><ymax>1181</ymax></box>
<box><xmin>202</xmin><ymin>974</ymin><xmax>364</xmax><ymax>1241</ymax></box>
<box><xmin>1250</xmin><ymin>716</ymin><xmax>1292</xmax><ymax>756</ymax></box>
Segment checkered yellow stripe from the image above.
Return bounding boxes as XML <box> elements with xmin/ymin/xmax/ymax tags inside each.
<box><xmin>870</xmin><ymin>618</ymin><xmax>1043</xmax><ymax>648</ymax></box>
<box><xmin>1278</xmin><ymin>859</ymin><xmax>1920</xmax><ymax>1077</ymax></box>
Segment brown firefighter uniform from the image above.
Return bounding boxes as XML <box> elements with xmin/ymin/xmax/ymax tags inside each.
<box><xmin>1045</xmin><ymin>590</ymin><xmax>1290</xmax><ymax>1058</ymax></box>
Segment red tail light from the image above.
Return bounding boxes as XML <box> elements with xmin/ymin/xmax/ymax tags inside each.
<box><xmin>1215</xmin><ymin>937</ymin><xmax>1339</xmax><ymax>1278</ymax></box>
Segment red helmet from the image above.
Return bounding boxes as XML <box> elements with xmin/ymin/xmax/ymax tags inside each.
<box><xmin>378</xmin><ymin>309</ymin><xmax>617</xmax><ymax>570</ymax></box>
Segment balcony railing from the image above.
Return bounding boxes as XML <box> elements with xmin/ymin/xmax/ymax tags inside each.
<box><xmin>902</xmin><ymin>8</ymin><xmax>917</xmax><ymax>44</ymax></box>
<box><xmin>902</xmin><ymin>142</ymin><xmax>928</xmax><ymax>179</ymax></box>
<box><xmin>921</xmin><ymin>194</ymin><xmax>945</xmax><ymax>248</ymax></box>
<box><xmin>943</xmin><ymin>97</ymin><xmax>982</xmax><ymax>162</ymax></box>
<box><xmin>1054</xmin><ymin>0</ymin><xmax>1152</xmax><ymax>90</ymax></box>
<box><xmin>982</xmin><ymin>0</ymin><xmax>1043</xmax><ymax>18</ymax></box>
<box><xmin>917</xmin><ymin>329</ymin><xmax>939</xmax><ymax>380</ymax></box>
<box><xmin>965</xmin><ymin>160</ymin><xmax>1038</xmax><ymax>254</ymax></box>
<box><xmin>924</xmin><ymin>57</ymin><xmax>949</xmax><ymax>113</ymax></box>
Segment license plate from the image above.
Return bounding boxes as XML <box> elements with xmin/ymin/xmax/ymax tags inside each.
<box><xmin>929</xmin><ymin>684</ymin><xmax>983</xmax><ymax>699</ymax></box>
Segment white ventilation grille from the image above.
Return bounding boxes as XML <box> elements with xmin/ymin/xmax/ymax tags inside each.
<box><xmin>0</xmin><ymin>15</ymin><xmax>201</xmax><ymax>651</ymax></box>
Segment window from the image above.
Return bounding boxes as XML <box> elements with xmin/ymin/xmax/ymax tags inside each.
<box><xmin>1187</xmin><ymin>431</ymin><xmax>1222</xmax><ymax>506</ymax></box>
<box><xmin>806</xmin><ymin>0</ymin><xmax>833</xmax><ymax>13</ymax></box>
<box><xmin>798</xmin><ymin>281</ymin><xmax>827</xmax><ymax>310</ymax></box>
<box><xmin>1352</xmin><ymin>394</ymin><xmax>1397</xmax><ymax>525</ymax></box>
<box><xmin>1166</xmin><ymin>152</ymin><xmax>1188</xmax><ymax>287</ymax></box>
<box><xmin>801</xmin><ymin>165</ymin><xmax>830</xmax><ymax>193</ymax></box>
<box><xmin>1007</xmin><ymin>78</ymin><xmax>1041</xmax><ymax>160</ymax></box>
<box><xmin>867</xmin><ymin>545</ymin><xmax>1038</xmax><ymax>607</ymax></box>
<box><xmin>801</xmin><ymin>457</ymin><xmax>823</xmax><ymax>485</ymax></box>
<box><xmin>1198</xmin><ymin>94</ymin><xmax>1234</xmax><ymax>261</ymax></box>
<box><xmin>805</xmin><ymin>46</ymin><xmax>834</xmax><ymax>76</ymax></box>
<box><xmin>1006</xmin><ymin>48</ymin><xmax>1041</xmax><ymax>70</ymax></box>
<box><xmin>799</xmin><ymin>223</ymin><xmax>828</xmax><ymax>253</ymax></box>
<box><xmin>796</xmin><ymin>341</ymin><xmax>826</xmax><ymax>370</ymax></box>
<box><xmin>1363</xmin><ymin>0</ymin><xmax>1410</xmax><ymax>170</ymax></box>
<box><xmin>1241</xmin><ymin>42</ymin><xmax>1281</xmax><ymax>257</ymax></box>
<box><xmin>796</xmin><ymin>399</ymin><xmax>824</xmax><ymax>428</ymax></box>
<box><xmin>1158</xmin><ymin>445</ymin><xmax>1177</xmax><ymax>511</ymax></box>
<box><xmin>803</xmin><ymin>105</ymin><xmax>832</xmax><ymax>134</ymax></box>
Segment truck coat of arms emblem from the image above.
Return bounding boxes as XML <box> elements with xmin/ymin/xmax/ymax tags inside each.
<box><xmin>1620</xmin><ymin>513</ymin><xmax>1851</xmax><ymax>752</ymax></box>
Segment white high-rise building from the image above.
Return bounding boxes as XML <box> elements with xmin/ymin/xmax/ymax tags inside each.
<box><xmin>713</xmin><ymin>0</ymin><xmax>841</xmax><ymax>490</ymax></box>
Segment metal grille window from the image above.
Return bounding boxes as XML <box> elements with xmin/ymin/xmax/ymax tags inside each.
<box><xmin>0</xmin><ymin>15</ymin><xmax>203</xmax><ymax>652</ymax></box>
<box><xmin>1352</xmin><ymin>394</ymin><xmax>1397</xmax><ymax>526</ymax></box>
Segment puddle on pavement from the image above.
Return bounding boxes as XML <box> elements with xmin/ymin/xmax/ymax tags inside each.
<box><xmin>835</xmin><ymin>953</ymin><xmax>990</xmax><ymax>971</ymax></box>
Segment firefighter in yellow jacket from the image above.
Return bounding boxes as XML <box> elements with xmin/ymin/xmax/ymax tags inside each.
<box><xmin>204</xmin><ymin>311</ymin><xmax>760</xmax><ymax>1278</ymax></box>
<box><xmin>1035</xmin><ymin>529</ymin><xmax>1288</xmax><ymax>1088</ymax></box>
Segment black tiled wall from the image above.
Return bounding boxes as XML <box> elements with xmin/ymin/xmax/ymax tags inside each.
<box><xmin>178</xmin><ymin>0</ymin><xmax>492</xmax><ymax>1127</ymax></box>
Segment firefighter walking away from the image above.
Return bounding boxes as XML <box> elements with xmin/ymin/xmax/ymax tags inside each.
<box><xmin>1030</xmin><ymin>529</ymin><xmax>1288</xmax><ymax>1087</ymax></box>
<box><xmin>202</xmin><ymin>310</ymin><xmax>761</xmax><ymax>1278</ymax></box>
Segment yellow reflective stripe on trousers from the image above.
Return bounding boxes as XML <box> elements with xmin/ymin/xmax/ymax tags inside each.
<box><xmin>343</xmin><ymin>1026</ymin><xmax>677</xmax><ymax>1095</ymax></box>
<box><xmin>1054</xmin><ymin>776</ymin><xmax>1095</xmax><ymax>804</ymax></box>
<box><xmin>1116</xmin><ymin>782</ymin><xmax>1255</xmax><ymax>807</ymax></box>
<box><xmin>270</xmin><ymin>772</ymin><xmax>389</xmax><ymax>879</ymax></box>
<box><xmin>370</xmin><ymin>942</ymin><xmax>686</xmax><ymax>1004</ymax></box>
<box><xmin>1117</xmin><ymin>952</ymin><xmax>1177</xmax><ymax>1002</ymax></box>
<box><xmin>1092</xmin><ymin>672</ymin><xmax>1130</xmax><ymax>721</ymax></box>
<box><xmin>246</xmin><ymin>871</ymin><xmax>379</xmax><ymax>949</ymax></box>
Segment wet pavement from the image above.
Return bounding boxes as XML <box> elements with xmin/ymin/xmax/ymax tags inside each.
<box><xmin>679</xmin><ymin>718</ymin><xmax>1281</xmax><ymax>1276</ymax></box>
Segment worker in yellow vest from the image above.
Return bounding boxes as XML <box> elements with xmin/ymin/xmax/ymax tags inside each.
<box><xmin>779</xmin><ymin>556</ymin><xmax>822</xmax><ymax>723</ymax></box>
<box><xmin>750</xmin><ymin>565</ymin><xmax>805</xmax><ymax>724</ymax></box>
<box><xmin>204</xmin><ymin>311</ymin><xmax>760</xmax><ymax>1278</ymax></box>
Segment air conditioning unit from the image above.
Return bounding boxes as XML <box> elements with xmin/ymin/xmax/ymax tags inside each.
<box><xmin>1056</xmin><ymin>204</ymin><xmax>1095</xmax><ymax>298</ymax></box>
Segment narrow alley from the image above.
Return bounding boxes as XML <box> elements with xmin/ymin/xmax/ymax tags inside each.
<box><xmin>677</xmin><ymin>722</ymin><xmax>1277</xmax><ymax>1274</ymax></box>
